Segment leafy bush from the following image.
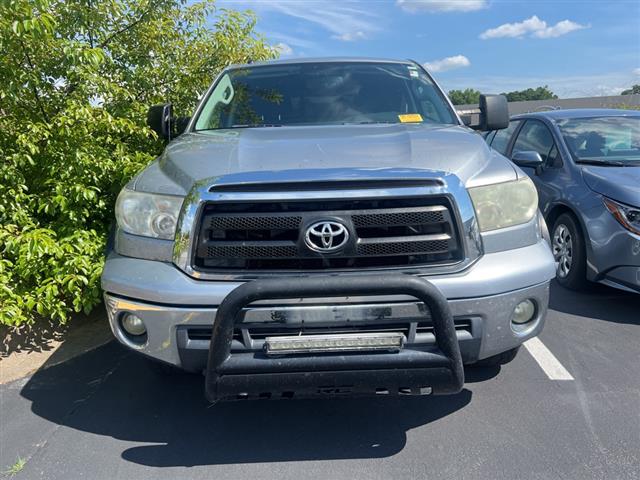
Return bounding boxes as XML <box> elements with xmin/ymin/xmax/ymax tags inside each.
<box><xmin>0</xmin><ymin>0</ymin><xmax>276</xmax><ymax>326</ymax></box>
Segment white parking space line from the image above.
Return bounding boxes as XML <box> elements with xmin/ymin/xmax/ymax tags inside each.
<box><xmin>524</xmin><ymin>337</ymin><xmax>574</xmax><ymax>381</ymax></box>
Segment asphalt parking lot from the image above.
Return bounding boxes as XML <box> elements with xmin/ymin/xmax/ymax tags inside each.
<box><xmin>1</xmin><ymin>281</ymin><xmax>639</xmax><ymax>480</ymax></box>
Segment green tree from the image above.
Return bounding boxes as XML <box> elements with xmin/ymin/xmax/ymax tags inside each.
<box><xmin>621</xmin><ymin>84</ymin><xmax>640</xmax><ymax>95</ymax></box>
<box><xmin>0</xmin><ymin>0</ymin><xmax>276</xmax><ymax>326</ymax></box>
<box><xmin>447</xmin><ymin>88</ymin><xmax>481</xmax><ymax>106</ymax></box>
<box><xmin>500</xmin><ymin>85</ymin><xmax>558</xmax><ymax>102</ymax></box>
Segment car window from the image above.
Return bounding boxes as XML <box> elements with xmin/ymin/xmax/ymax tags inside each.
<box><xmin>512</xmin><ymin>120</ymin><xmax>556</xmax><ymax>164</ymax></box>
<box><xmin>556</xmin><ymin>116</ymin><xmax>640</xmax><ymax>164</ymax></box>
<box><xmin>194</xmin><ymin>62</ymin><xmax>458</xmax><ymax>130</ymax></box>
<box><xmin>490</xmin><ymin>120</ymin><xmax>520</xmax><ymax>155</ymax></box>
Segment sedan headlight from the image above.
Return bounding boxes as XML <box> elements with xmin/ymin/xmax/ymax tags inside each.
<box><xmin>469</xmin><ymin>177</ymin><xmax>538</xmax><ymax>232</ymax></box>
<box><xmin>115</xmin><ymin>189</ymin><xmax>184</xmax><ymax>240</ymax></box>
<box><xmin>603</xmin><ymin>197</ymin><xmax>640</xmax><ymax>235</ymax></box>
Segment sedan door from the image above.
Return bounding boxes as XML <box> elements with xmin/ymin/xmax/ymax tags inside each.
<box><xmin>508</xmin><ymin>119</ymin><xmax>564</xmax><ymax>213</ymax></box>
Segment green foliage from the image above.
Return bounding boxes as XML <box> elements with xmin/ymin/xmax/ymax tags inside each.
<box><xmin>447</xmin><ymin>88</ymin><xmax>481</xmax><ymax>106</ymax></box>
<box><xmin>448</xmin><ymin>86</ymin><xmax>558</xmax><ymax>105</ymax></box>
<box><xmin>621</xmin><ymin>84</ymin><xmax>640</xmax><ymax>95</ymax></box>
<box><xmin>500</xmin><ymin>85</ymin><xmax>558</xmax><ymax>102</ymax></box>
<box><xmin>613</xmin><ymin>103</ymin><xmax>640</xmax><ymax>111</ymax></box>
<box><xmin>0</xmin><ymin>0</ymin><xmax>276</xmax><ymax>326</ymax></box>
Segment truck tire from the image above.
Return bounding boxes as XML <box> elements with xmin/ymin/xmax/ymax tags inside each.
<box><xmin>472</xmin><ymin>346</ymin><xmax>520</xmax><ymax>367</ymax></box>
<box><xmin>551</xmin><ymin>213</ymin><xmax>588</xmax><ymax>290</ymax></box>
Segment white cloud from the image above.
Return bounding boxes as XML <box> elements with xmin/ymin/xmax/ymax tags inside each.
<box><xmin>274</xmin><ymin>42</ymin><xmax>293</xmax><ymax>56</ymax></box>
<box><xmin>424</xmin><ymin>55</ymin><xmax>471</xmax><ymax>72</ymax></box>
<box><xmin>633</xmin><ymin>68</ymin><xmax>640</xmax><ymax>76</ymax></box>
<box><xmin>397</xmin><ymin>0</ymin><xmax>487</xmax><ymax>13</ymax></box>
<box><xmin>441</xmin><ymin>71</ymin><xmax>637</xmax><ymax>99</ymax></box>
<box><xmin>230</xmin><ymin>1</ymin><xmax>380</xmax><ymax>42</ymax></box>
<box><xmin>332</xmin><ymin>31</ymin><xmax>367</xmax><ymax>41</ymax></box>
<box><xmin>268</xmin><ymin>32</ymin><xmax>316</xmax><ymax>51</ymax></box>
<box><xmin>533</xmin><ymin>19</ymin><xmax>588</xmax><ymax>38</ymax></box>
<box><xmin>480</xmin><ymin>15</ymin><xmax>588</xmax><ymax>40</ymax></box>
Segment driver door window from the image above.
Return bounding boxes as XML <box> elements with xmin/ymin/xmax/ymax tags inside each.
<box><xmin>489</xmin><ymin>120</ymin><xmax>520</xmax><ymax>155</ymax></box>
<box><xmin>511</xmin><ymin>120</ymin><xmax>557</xmax><ymax>166</ymax></box>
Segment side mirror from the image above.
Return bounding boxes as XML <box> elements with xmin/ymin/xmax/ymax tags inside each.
<box><xmin>512</xmin><ymin>150</ymin><xmax>544</xmax><ymax>168</ymax></box>
<box><xmin>478</xmin><ymin>94</ymin><xmax>509</xmax><ymax>131</ymax></box>
<box><xmin>147</xmin><ymin>103</ymin><xmax>173</xmax><ymax>139</ymax></box>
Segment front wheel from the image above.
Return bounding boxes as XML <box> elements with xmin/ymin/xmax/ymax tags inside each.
<box><xmin>551</xmin><ymin>213</ymin><xmax>588</xmax><ymax>290</ymax></box>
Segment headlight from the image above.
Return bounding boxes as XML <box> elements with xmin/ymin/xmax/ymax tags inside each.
<box><xmin>603</xmin><ymin>197</ymin><xmax>640</xmax><ymax>235</ymax></box>
<box><xmin>115</xmin><ymin>189</ymin><xmax>183</xmax><ymax>240</ymax></box>
<box><xmin>469</xmin><ymin>177</ymin><xmax>538</xmax><ymax>232</ymax></box>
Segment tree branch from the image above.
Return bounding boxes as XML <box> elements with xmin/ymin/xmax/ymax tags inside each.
<box><xmin>98</xmin><ymin>2</ymin><xmax>156</xmax><ymax>50</ymax></box>
<box><xmin>19</xmin><ymin>40</ymin><xmax>49</xmax><ymax>123</ymax></box>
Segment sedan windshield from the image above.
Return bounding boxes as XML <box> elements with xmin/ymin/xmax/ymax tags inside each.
<box><xmin>194</xmin><ymin>62</ymin><xmax>458</xmax><ymax>130</ymax></box>
<box><xmin>557</xmin><ymin>116</ymin><xmax>640</xmax><ymax>165</ymax></box>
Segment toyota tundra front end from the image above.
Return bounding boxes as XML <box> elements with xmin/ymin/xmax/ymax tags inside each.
<box><xmin>101</xmin><ymin>58</ymin><xmax>556</xmax><ymax>401</ymax></box>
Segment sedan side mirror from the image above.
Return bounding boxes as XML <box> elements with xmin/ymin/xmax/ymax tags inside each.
<box><xmin>512</xmin><ymin>150</ymin><xmax>544</xmax><ymax>168</ymax></box>
<box><xmin>147</xmin><ymin>103</ymin><xmax>173</xmax><ymax>140</ymax></box>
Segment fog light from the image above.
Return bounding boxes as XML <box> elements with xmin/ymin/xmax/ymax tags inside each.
<box><xmin>121</xmin><ymin>313</ymin><xmax>147</xmax><ymax>336</ymax></box>
<box><xmin>512</xmin><ymin>299</ymin><xmax>536</xmax><ymax>325</ymax></box>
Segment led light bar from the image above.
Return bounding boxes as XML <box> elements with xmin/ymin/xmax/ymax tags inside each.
<box><xmin>265</xmin><ymin>332</ymin><xmax>405</xmax><ymax>355</ymax></box>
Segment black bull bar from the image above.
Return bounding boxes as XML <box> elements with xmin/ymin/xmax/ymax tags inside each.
<box><xmin>206</xmin><ymin>274</ymin><xmax>464</xmax><ymax>402</ymax></box>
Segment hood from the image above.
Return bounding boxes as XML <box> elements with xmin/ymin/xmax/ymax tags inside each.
<box><xmin>134</xmin><ymin>123</ymin><xmax>516</xmax><ymax>194</ymax></box>
<box><xmin>581</xmin><ymin>166</ymin><xmax>640</xmax><ymax>207</ymax></box>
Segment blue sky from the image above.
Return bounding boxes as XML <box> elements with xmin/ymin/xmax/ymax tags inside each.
<box><xmin>219</xmin><ymin>0</ymin><xmax>640</xmax><ymax>98</ymax></box>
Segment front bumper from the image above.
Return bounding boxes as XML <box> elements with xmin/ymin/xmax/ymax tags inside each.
<box><xmin>103</xmin><ymin>239</ymin><xmax>554</xmax><ymax>375</ymax></box>
<box><xmin>582</xmin><ymin>201</ymin><xmax>640</xmax><ymax>293</ymax></box>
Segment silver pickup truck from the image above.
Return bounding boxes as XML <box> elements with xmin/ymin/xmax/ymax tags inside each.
<box><xmin>101</xmin><ymin>58</ymin><xmax>555</xmax><ymax>401</ymax></box>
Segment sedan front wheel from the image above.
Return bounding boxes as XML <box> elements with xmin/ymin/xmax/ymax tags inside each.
<box><xmin>552</xmin><ymin>213</ymin><xmax>588</xmax><ymax>290</ymax></box>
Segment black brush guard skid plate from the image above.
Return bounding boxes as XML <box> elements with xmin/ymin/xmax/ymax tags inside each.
<box><xmin>205</xmin><ymin>274</ymin><xmax>464</xmax><ymax>402</ymax></box>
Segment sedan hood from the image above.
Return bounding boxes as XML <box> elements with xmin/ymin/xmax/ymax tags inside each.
<box><xmin>582</xmin><ymin>166</ymin><xmax>640</xmax><ymax>207</ymax></box>
<box><xmin>136</xmin><ymin>123</ymin><xmax>516</xmax><ymax>194</ymax></box>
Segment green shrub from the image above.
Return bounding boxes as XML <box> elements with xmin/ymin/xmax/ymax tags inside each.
<box><xmin>0</xmin><ymin>0</ymin><xmax>276</xmax><ymax>326</ymax></box>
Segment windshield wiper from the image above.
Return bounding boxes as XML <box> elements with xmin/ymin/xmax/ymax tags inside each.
<box><xmin>196</xmin><ymin>124</ymin><xmax>283</xmax><ymax>132</ymax></box>
<box><xmin>576</xmin><ymin>158</ymin><xmax>636</xmax><ymax>167</ymax></box>
<box><xmin>230</xmin><ymin>124</ymin><xmax>283</xmax><ymax>128</ymax></box>
<box><xmin>341</xmin><ymin>121</ymin><xmax>397</xmax><ymax>125</ymax></box>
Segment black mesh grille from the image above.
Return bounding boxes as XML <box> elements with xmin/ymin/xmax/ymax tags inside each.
<box><xmin>352</xmin><ymin>210</ymin><xmax>444</xmax><ymax>227</ymax></box>
<box><xmin>357</xmin><ymin>239</ymin><xmax>450</xmax><ymax>257</ymax></box>
<box><xmin>194</xmin><ymin>198</ymin><xmax>462</xmax><ymax>272</ymax></box>
<box><xmin>209</xmin><ymin>216</ymin><xmax>302</xmax><ymax>230</ymax></box>
<box><xmin>206</xmin><ymin>245</ymin><xmax>298</xmax><ymax>259</ymax></box>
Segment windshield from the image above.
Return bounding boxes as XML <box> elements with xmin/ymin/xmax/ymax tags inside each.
<box><xmin>557</xmin><ymin>116</ymin><xmax>640</xmax><ymax>165</ymax></box>
<box><xmin>194</xmin><ymin>62</ymin><xmax>458</xmax><ymax>130</ymax></box>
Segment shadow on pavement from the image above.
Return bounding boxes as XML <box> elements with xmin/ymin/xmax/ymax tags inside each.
<box><xmin>20</xmin><ymin>341</ymin><xmax>475</xmax><ymax>467</ymax></box>
<box><xmin>549</xmin><ymin>280</ymin><xmax>639</xmax><ymax>325</ymax></box>
<box><xmin>1</xmin><ymin>306</ymin><xmax>110</xmax><ymax>359</ymax></box>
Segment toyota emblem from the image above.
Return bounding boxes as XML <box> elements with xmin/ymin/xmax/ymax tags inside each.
<box><xmin>304</xmin><ymin>221</ymin><xmax>349</xmax><ymax>252</ymax></box>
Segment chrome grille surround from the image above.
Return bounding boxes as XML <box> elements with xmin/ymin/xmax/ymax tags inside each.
<box><xmin>173</xmin><ymin>169</ymin><xmax>483</xmax><ymax>281</ymax></box>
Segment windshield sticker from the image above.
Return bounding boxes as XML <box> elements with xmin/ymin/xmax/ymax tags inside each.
<box><xmin>398</xmin><ymin>113</ymin><xmax>423</xmax><ymax>123</ymax></box>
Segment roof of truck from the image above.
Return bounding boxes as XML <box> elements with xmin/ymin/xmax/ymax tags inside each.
<box><xmin>227</xmin><ymin>57</ymin><xmax>417</xmax><ymax>69</ymax></box>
